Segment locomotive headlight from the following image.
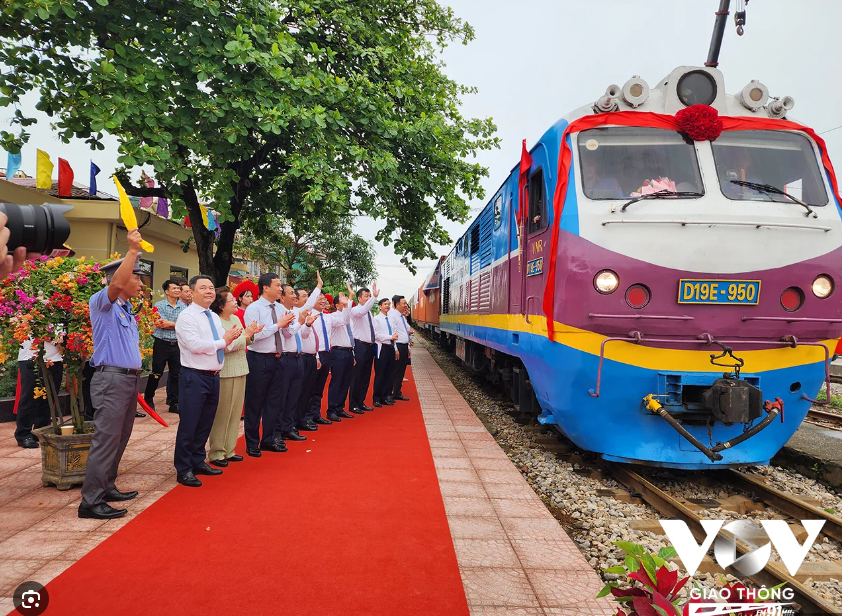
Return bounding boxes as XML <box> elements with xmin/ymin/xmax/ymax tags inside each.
<box><xmin>812</xmin><ymin>275</ymin><xmax>834</xmax><ymax>298</ymax></box>
<box><xmin>594</xmin><ymin>270</ymin><xmax>619</xmax><ymax>294</ymax></box>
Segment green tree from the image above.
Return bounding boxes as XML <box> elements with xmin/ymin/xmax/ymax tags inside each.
<box><xmin>0</xmin><ymin>0</ymin><xmax>498</xmax><ymax>283</ymax></box>
<box><xmin>235</xmin><ymin>213</ymin><xmax>376</xmax><ymax>291</ymax></box>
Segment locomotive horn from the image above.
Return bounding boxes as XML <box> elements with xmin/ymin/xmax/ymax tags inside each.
<box><xmin>766</xmin><ymin>95</ymin><xmax>794</xmax><ymax>118</ymax></box>
<box><xmin>593</xmin><ymin>84</ymin><xmax>621</xmax><ymax>113</ymax></box>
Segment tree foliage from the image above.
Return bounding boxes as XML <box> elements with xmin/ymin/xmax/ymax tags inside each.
<box><xmin>234</xmin><ymin>214</ymin><xmax>376</xmax><ymax>292</ymax></box>
<box><xmin>0</xmin><ymin>0</ymin><xmax>498</xmax><ymax>282</ymax></box>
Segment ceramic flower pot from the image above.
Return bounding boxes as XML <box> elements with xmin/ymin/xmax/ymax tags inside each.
<box><xmin>32</xmin><ymin>422</ymin><xmax>95</xmax><ymax>491</ymax></box>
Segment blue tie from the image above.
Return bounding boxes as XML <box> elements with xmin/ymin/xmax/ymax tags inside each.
<box><xmin>346</xmin><ymin>323</ymin><xmax>353</xmax><ymax>346</ymax></box>
<box><xmin>289</xmin><ymin>310</ymin><xmax>302</xmax><ymax>353</ymax></box>
<box><xmin>320</xmin><ymin>314</ymin><xmax>330</xmax><ymax>351</ymax></box>
<box><xmin>386</xmin><ymin>317</ymin><xmax>392</xmax><ymax>335</ymax></box>
<box><xmin>204</xmin><ymin>310</ymin><xmax>225</xmax><ymax>363</ymax></box>
<box><xmin>402</xmin><ymin>315</ymin><xmax>410</xmax><ymax>340</ymax></box>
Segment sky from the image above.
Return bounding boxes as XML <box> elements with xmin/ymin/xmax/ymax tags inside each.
<box><xmin>4</xmin><ymin>0</ymin><xmax>842</xmax><ymax>300</ymax></box>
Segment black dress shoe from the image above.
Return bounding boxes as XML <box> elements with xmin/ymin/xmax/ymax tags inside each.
<box><xmin>135</xmin><ymin>412</ymin><xmax>146</xmax><ymax>418</ymax></box>
<box><xmin>283</xmin><ymin>430</ymin><xmax>307</xmax><ymax>441</ymax></box>
<box><xmin>373</xmin><ymin>401</ymin><xmax>382</xmax><ymax>408</ymax></box>
<box><xmin>394</xmin><ymin>395</ymin><xmax>410</xmax><ymax>402</ymax></box>
<box><xmin>225</xmin><ymin>454</ymin><xmax>244</xmax><ymax>462</ymax></box>
<box><xmin>384</xmin><ymin>398</ymin><xmax>395</xmax><ymax>406</ymax></box>
<box><xmin>194</xmin><ymin>463</ymin><xmax>223</xmax><ymax>476</ymax></box>
<box><xmin>209</xmin><ymin>458</ymin><xmax>229</xmax><ymax>468</ymax></box>
<box><xmin>361</xmin><ymin>404</ymin><xmax>374</xmax><ymax>411</ymax></box>
<box><xmin>259</xmin><ymin>442</ymin><xmax>287</xmax><ymax>453</ymax></box>
<box><xmin>169</xmin><ymin>404</ymin><xmax>179</xmax><ymax>414</ymax></box>
<box><xmin>177</xmin><ymin>472</ymin><xmax>202</xmax><ymax>487</ymax></box>
<box><xmin>103</xmin><ymin>488</ymin><xmax>138</xmax><ymax>502</ymax></box>
<box><xmin>349</xmin><ymin>407</ymin><xmax>365</xmax><ymax>415</ymax></box>
<box><xmin>18</xmin><ymin>436</ymin><xmax>39</xmax><ymax>449</ymax></box>
<box><xmin>297</xmin><ymin>423</ymin><xmax>318</xmax><ymax>432</ymax></box>
<box><xmin>327</xmin><ymin>413</ymin><xmax>342</xmax><ymax>422</ymax></box>
<box><xmin>246</xmin><ymin>448</ymin><xmax>262</xmax><ymax>457</ymax></box>
<box><xmin>79</xmin><ymin>502</ymin><xmax>127</xmax><ymax>519</ymax></box>
<box><xmin>336</xmin><ymin>410</ymin><xmax>354</xmax><ymax>419</ymax></box>
<box><xmin>314</xmin><ymin>416</ymin><xmax>332</xmax><ymax>425</ymax></box>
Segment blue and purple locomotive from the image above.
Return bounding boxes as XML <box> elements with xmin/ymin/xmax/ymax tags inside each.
<box><xmin>412</xmin><ymin>65</ymin><xmax>842</xmax><ymax>468</ymax></box>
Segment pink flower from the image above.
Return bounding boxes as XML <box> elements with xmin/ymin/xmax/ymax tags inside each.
<box><xmin>631</xmin><ymin>177</ymin><xmax>677</xmax><ymax>197</ymax></box>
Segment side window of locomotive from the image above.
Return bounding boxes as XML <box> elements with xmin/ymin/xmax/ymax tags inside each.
<box><xmin>528</xmin><ymin>169</ymin><xmax>546</xmax><ymax>234</ymax></box>
<box><xmin>711</xmin><ymin>131</ymin><xmax>828</xmax><ymax>206</ymax></box>
<box><xmin>493</xmin><ymin>195</ymin><xmax>502</xmax><ymax>228</ymax></box>
<box><xmin>577</xmin><ymin>127</ymin><xmax>704</xmax><ymax>199</ymax></box>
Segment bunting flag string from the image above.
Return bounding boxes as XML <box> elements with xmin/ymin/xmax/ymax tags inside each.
<box><xmin>57</xmin><ymin>158</ymin><xmax>74</xmax><ymax>197</ymax></box>
<box><xmin>139</xmin><ymin>175</ymin><xmax>154</xmax><ymax>210</ymax></box>
<box><xmin>112</xmin><ymin>175</ymin><xmax>155</xmax><ymax>253</ymax></box>
<box><xmin>36</xmin><ymin>149</ymin><xmax>53</xmax><ymax>189</ymax></box>
<box><xmin>6</xmin><ymin>151</ymin><xmax>22</xmax><ymax>179</ymax></box>
<box><xmin>156</xmin><ymin>196</ymin><xmax>169</xmax><ymax>218</ymax></box>
<box><xmin>89</xmin><ymin>162</ymin><xmax>100</xmax><ymax>196</ymax></box>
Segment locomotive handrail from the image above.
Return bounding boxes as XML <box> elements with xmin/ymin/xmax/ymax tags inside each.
<box><xmin>741</xmin><ymin>316</ymin><xmax>842</xmax><ymax>323</ymax></box>
<box><xmin>588</xmin><ymin>331</ymin><xmax>831</xmax><ymax>401</ymax></box>
<box><xmin>600</xmin><ymin>219</ymin><xmax>833</xmax><ymax>232</ymax></box>
<box><xmin>588</xmin><ymin>313</ymin><xmax>694</xmax><ymax>321</ymax></box>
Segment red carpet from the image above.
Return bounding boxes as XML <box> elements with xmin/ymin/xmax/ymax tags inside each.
<box><xmin>39</xmin><ymin>369</ymin><xmax>470</xmax><ymax>615</ymax></box>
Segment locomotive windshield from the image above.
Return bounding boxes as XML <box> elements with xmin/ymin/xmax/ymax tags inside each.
<box><xmin>577</xmin><ymin>127</ymin><xmax>704</xmax><ymax>200</ymax></box>
<box><xmin>711</xmin><ymin>131</ymin><xmax>829</xmax><ymax>206</ymax></box>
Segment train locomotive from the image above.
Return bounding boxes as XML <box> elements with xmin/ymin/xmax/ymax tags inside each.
<box><xmin>412</xmin><ymin>64</ymin><xmax>842</xmax><ymax>469</ymax></box>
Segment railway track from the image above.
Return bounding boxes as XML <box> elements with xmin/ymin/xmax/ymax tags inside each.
<box><xmin>805</xmin><ymin>408</ymin><xmax>842</xmax><ymax>430</ymax></box>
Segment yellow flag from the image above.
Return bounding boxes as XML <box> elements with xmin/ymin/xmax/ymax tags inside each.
<box><xmin>199</xmin><ymin>203</ymin><xmax>209</xmax><ymax>229</ymax></box>
<box><xmin>36</xmin><ymin>149</ymin><xmax>54</xmax><ymax>189</ymax></box>
<box><xmin>112</xmin><ymin>175</ymin><xmax>155</xmax><ymax>253</ymax></box>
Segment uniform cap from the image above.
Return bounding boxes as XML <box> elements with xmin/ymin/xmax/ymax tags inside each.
<box><xmin>100</xmin><ymin>253</ymin><xmax>144</xmax><ymax>277</ymax></box>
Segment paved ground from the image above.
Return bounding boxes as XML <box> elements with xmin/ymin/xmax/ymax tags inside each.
<box><xmin>778</xmin><ymin>421</ymin><xmax>842</xmax><ymax>488</ymax></box>
<box><xmin>0</xmin><ymin>354</ymin><xmax>613</xmax><ymax>615</ymax></box>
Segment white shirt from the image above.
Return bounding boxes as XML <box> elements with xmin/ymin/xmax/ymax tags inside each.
<box><xmin>348</xmin><ymin>296</ymin><xmax>376</xmax><ymax>343</ymax></box>
<box><xmin>388</xmin><ymin>310</ymin><xmax>411</xmax><ymax>344</ymax></box>
<box><xmin>373</xmin><ymin>313</ymin><xmax>394</xmax><ymax>346</ymax></box>
<box><xmin>278</xmin><ymin>303</ymin><xmax>308</xmax><ymax>353</ymax></box>
<box><xmin>175</xmin><ymin>303</ymin><xmax>229</xmax><ymax>371</ymax></box>
<box><xmin>244</xmin><ymin>297</ymin><xmax>285</xmax><ymax>354</ymax></box>
<box><xmin>330</xmin><ymin>307</ymin><xmax>354</xmax><ymax>348</ymax></box>
<box><xmin>18</xmin><ymin>337</ymin><xmax>62</xmax><ymax>363</ymax></box>
<box><xmin>313</xmin><ymin>311</ymin><xmax>332</xmax><ymax>353</ymax></box>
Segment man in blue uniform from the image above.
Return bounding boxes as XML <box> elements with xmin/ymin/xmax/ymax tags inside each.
<box><xmin>78</xmin><ymin>229</ymin><xmax>145</xmax><ymax>520</ymax></box>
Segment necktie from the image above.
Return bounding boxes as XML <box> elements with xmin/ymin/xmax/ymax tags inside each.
<box><xmin>346</xmin><ymin>323</ymin><xmax>353</xmax><ymax>346</ymax></box>
<box><xmin>402</xmin><ymin>315</ymin><xmax>410</xmax><ymax>341</ymax></box>
<box><xmin>289</xmin><ymin>310</ymin><xmax>302</xmax><ymax>353</ymax></box>
<box><xmin>270</xmin><ymin>304</ymin><xmax>283</xmax><ymax>355</ymax></box>
<box><xmin>367</xmin><ymin>312</ymin><xmax>375</xmax><ymax>343</ymax></box>
<box><xmin>320</xmin><ymin>314</ymin><xmax>330</xmax><ymax>351</ymax></box>
<box><xmin>386</xmin><ymin>316</ymin><xmax>392</xmax><ymax>335</ymax></box>
<box><xmin>204</xmin><ymin>310</ymin><xmax>225</xmax><ymax>363</ymax></box>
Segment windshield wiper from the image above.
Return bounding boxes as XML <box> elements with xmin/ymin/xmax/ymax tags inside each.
<box><xmin>730</xmin><ymin>180</ymin><xmax>818</xmax><ymax>218</ymax></box>
<box><xmin>619</xmin><ymin>190</ymin><xmax>704</xmax><ymax>212</ymax></box>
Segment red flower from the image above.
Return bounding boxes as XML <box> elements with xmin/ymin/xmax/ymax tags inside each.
<box><xmin>675</xmin><ymin>104</ymin><xmax>723</xmax><ymax>141</ymax></box>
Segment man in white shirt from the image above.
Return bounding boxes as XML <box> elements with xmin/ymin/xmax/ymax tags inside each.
<box><xmin>293</xmin><ymin>278</ymin><xmax>324</xmax><ymax>432</ymax></box>
<box><xmin>272</xmin><ymin>282</ymin><xmax>320</xmax><ymax>444</ymax></box>
<box><xmin>306</xmin><ymin>293</ymin><xmax>334</xmax><ymax>425</ymax></box>
<box><xmin>346</xmin><ymin>282</ymin><xmax>380</xmax><ymax>414</ymax></box>
<box><xmin>15</xmin><ymin>338</ymin><xmax>63</xmax><ymax>448</ymax></box>
<box><xmin>242</xmin><ymin>273</ymin><xmax>295</xmax><ymax>456</ymax></box>
<box><xmin>326</xmin><ymin>293</ymin><xmax>355</xmax><ymax>422</ymax></box>
<box><xmin>174</xmin><ymin>275</ymin><xmax>241</xmax><ymax>487</ymax></box>
<box><xmin>372</xmin><ymin>298</ymin><xmax>399</xmax><ymax>407</ymax></box>
<box><xmin>388</xmin><ymin>294</ymin><xmax>413</xmax><ymax>402</ymax></box>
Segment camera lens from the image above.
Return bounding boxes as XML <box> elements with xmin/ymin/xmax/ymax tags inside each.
<box><xmin>0</xmin><ymin>202</ymin><xmax>73</xmax><ymax>256</ymax></box>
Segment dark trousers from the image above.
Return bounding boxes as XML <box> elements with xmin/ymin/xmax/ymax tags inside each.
<box><xmin>373</xmin><ymin>344</ymin><xmax>396</xmax><ymax>402</ymax></box>
<box><xmin>144</xmin><ymin>337</ymin><xmax>181</xmax><ymax>405</ymax></box>
<box><xmin>297</xmin><ymin>354</ymin><xmax>318</xmax><ymax>426</ymax></box>
<box><xmin>308</xmin><ymin>350</ymin><xmax>332</xmax><ymax>420</ymax></box>
<box><xmin>275</xmin><ymin>355</ymin><xmax>303</xmax><ymax>436</ymax></box>
<box><xmin>243</xmin><ymin>351</ymin><xmax>285</xmax><ymax>449</ymax></box>
<box><xmin>82</xmin><ymin>361</ymin><xmax>96</xmax><ymax>420</ymax></box>
<box><xmin>81</xmin><ymin>371</ymin><xmax>138</xmax><ymax>507</ymax></box>
<box><xmin>392</xmin><ymin>343</ymin><xmax>410</xmax><ymax>398</ymax></box>
<box><xmin>327</xmin><ymin>348</ymin><xmax>354</xmax><ymax>413</ymax></box>
<box><xmin>15</xmin><ymin>360</ymin><xmax>63</xmax><ymax>443</ymax></box>
<box><xmin>173</xmin><ymin>367</ymin><xmax>220</xmax><ymax>475</ymax></box>
<box><xmin>349</xmin><ymin>340</ymin><xmax>375</xmax><ymax>410</ymax></box>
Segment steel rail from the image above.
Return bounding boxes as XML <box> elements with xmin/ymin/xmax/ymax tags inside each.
<box><xmin>607</xmin><ymin>463</ymin><xmax>837</xmax><ymax>615</ymax></box>
<box><xmin>722</xmin><ymin>469</ymin><xmax>842</xmax><ymax>542</ymax></box>
<box><xmin>806</xmin><ymin>408</ymin><xmax>842</xmax><ymax>428</ymax></box>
